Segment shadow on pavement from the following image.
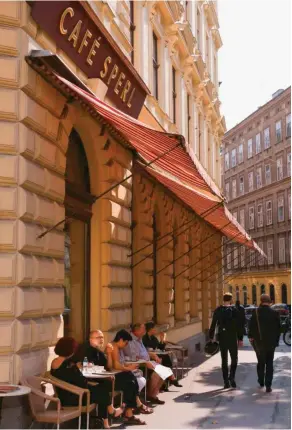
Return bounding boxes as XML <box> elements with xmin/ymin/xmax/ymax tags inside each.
<box><xmin>173</xmin><ymin>355</ymin><xmax>291</xmax><ymax>429</ymax></box>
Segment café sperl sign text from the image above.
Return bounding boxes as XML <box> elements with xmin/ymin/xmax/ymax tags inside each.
<box><xmin>30</xmin><ymin>1</ymin><xmax>147</xmax><ymax>118</ymax></box>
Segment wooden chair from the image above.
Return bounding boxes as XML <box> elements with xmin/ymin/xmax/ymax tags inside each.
<box><xmin>45</xmin><ymin>372</ymin><xmax>96</xmax><ymax>430</ymax></box>
<box><xmin>21</xmin><ymin>375</ymin><xmax>83</xmax><ymax>429</ymax></box>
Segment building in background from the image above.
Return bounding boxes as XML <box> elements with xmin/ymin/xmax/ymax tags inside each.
<box><xmin>222</xmin><ymin>87</ymin><xmax>291</xmax><ymax>305</ymax></box>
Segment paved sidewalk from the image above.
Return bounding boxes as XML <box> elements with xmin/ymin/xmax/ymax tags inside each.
<box><xmin>130</xmin><ymin>339</ymin><xmax>291</xmax><ymax>429</ymax></box>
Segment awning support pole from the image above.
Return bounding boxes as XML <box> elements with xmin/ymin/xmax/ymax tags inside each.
<box><xmin>155</xmin><ymin>221</ymin><xmax>232</xmax><ymax>276</ymax></box>
<box><xmin>128</xmin><ymin>200</ymin><xmax>223</xmax><ymax>258</ymax></box>
<box><xmin>131</xmin><ymin>201</ymin><xmax>223</xmax><ymax>270</ymax></box>
<box><xmin>174</xmin><ymin>230</ymin><xmax>243</xmax><ymax>280</ymax></box>
<box><xmin>37</xmin><ymin>141</ymin><xmax>182</xmax><ymax>239</ymax></box>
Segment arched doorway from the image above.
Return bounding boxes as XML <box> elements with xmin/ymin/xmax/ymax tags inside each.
<box><xmin>243</xmin><ymin>286</ymin><xmax>248</xmax><ymax>306</ymax></box>
<box><xmin>269</xmin><ymin>284</ymin><xmax>275</xmax><ymax>303</ymax></box>
<box><xmin>282</xmin><ymin>284</ymin><xmax>288</xmax><ymax>304</ymax></box>
<box><xmin>229</xmin><ymin>285</ymin><xmax>233</xmax><ymax>294</ymax></box>
<box><xmin>64</xmin><ymin>129</ymin><xmax>94</xmax><ymax>342</ymax></box>
<box><xmin>252</xmin><ymin>285</ymin><xmax>257</xmax><ymax>305</ymax></box>
<box><xmin>260</xmin><ymin>284</ymin><xmax>266</xmax><ymax>295</ymax></box>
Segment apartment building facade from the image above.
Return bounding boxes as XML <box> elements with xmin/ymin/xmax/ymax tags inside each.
<box><xmin>222</xmin><ymin>87</ymin><xmax>291</xmax><ymax>305</ymax></box>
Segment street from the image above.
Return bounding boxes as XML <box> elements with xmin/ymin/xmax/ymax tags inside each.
<box><xmin>131</xmin><ymin>339</ymin><xmax>291</xmax><ymax>429</ymax></box>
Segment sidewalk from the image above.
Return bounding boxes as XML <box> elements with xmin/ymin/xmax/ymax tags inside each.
<box><xmin>130</xmin><ymin>339</ymin><xmax>291</xmax><ymax>429</ymax></box>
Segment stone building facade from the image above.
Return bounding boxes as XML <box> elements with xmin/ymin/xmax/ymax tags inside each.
<box><xmin>0</xmin><ymin>1</ymin><xmax>234</xmax><ymax>424</ymax></box>
<box><xmin>222</xmin><ymin>88</ymin><xmax>291</xmax><ymax>305</ymax></box>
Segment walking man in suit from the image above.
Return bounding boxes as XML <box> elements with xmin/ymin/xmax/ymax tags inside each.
<box><xmin>248</xmin><ymin>294</ymin><xmax>281</xmax><ymax>393</ymax></box>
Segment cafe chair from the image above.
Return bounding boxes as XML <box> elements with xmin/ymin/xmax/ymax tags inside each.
<box><xmin>44</xmin><ymin>372</ymin><xmax>96</xmax><ymax>430</ymax></box>
<box><xmin>21</xmin><ymin>375</ymin><xmax>83</xmax><ymax>429</ymax></box>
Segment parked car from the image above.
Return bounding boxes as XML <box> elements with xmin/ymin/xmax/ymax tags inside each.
<box><xmin>271</xmin><ymin>303</ymin><xmax>290</xmax><ymax>317</ymax></box>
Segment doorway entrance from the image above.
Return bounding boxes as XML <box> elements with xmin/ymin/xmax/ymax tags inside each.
<box><xmin>63</xmin><ymin>129</ymin><xmax>94</xmax><ymax>343</ymax></box>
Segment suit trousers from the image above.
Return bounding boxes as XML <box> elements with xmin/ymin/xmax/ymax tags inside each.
<box><xmin>254</xmin><ymin>345</ymin><xmax>275</xmax><ymax>388</ymax></box>
<box><xmin>219</xmin><ymin>336</ymin><xmax>238</xmax><ymax>382</ymax></box>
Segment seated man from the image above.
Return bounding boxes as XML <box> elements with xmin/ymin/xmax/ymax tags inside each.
<box><xmin>124</xmin><ymin>323</ymin><xmax>181</xmax><ymax>404</ymax></box>
<box><xmin>142</xmin><ymin>322</ymin><xmax>181</xmax><ymax>388</ymax></box>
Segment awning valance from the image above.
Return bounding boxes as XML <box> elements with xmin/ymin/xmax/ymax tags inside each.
<box><xmin>26</xmin><ymin>54</ymin><xmax>265</xmax><ymax>257</ymax></box>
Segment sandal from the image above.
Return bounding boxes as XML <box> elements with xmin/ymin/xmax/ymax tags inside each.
<box><xmin>124</xmin><ymin>416</ymin><xmax>146</xmax><ymax>425</ymax></box>
<box><xmin>108</xmin><ymin>406</ymin><xmax>125</xmax><ymax>419</ymax></box>
<box><xmin>137</xmin><ymin>403</ymin><xmax>153</xmax><ymax>414</ymax></box>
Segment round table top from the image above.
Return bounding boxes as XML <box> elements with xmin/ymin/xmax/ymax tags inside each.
<box><xmin>0</xmin><ymin>385</ymin><xmax>31</xmax><ymax>398</ymax></box>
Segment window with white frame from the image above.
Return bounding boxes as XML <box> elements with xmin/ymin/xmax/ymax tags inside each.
<box><xmin>232</xmin><ymin>211</ymin><xmax>238</xmax><ymax>222</ymax></box>
<box><xmin>264</xmin><ymin>127</ymin><xmax>270</xmax><ymax>149</ymax></box>
<box><xmin>225</xmin><ymin>182</ymin><xmax>230</xmax><ymax>201</ymax></box>
<box><xmin>286</xmin><ymin>113</ymin><xmax>291</xmax><ymax>138</ymax></box>
<box><xmin>250</xmin><ymin>250</ymin><xmax>256</xmax><ymax>266</ymax></box>
<box><xmin>278</xmin><ymin>195</ymin><xmax>284</xmax><ymax>222</ymax></box>
<box><xmin>239</xmin><ymin>176</ymin><xmax>244</xmax><ymax>195</ymax></box>
<box><xmin>258</xmin><ymin>241</ymin><xmax>264</xmax><ymax>265</ymax></box>
<box><xmin>266</xmin><ymin>200</ymin><xmax>272</xmax><ymax>225</ymax></box>
<box><xmin>279</xmin><ymin>237</ymin><xmax>286</xmax><ymax>263</ymax></box>
<box><xmin>276</xmin><ymin>120</ymin><xmax>282</xmax><ymax>143</ymax></box>
<box><xmin>247</xmin><ymin>138</ymin><xmax>253</xmax><ymax>158</ymax></box>
<box><xmin>257</xmin><ymin>203</ymin><xmax>263</xmax><ymax>227</ymax></box>
<box><xmin>232</xmin><ymin>179</ymin><xmax>237</xmax><ymax>199</ymax></box>
<box><xmin>248</xmin><ymin>171</ymin><xmax>254</xmax><ymax>192</ymax></box>
<box><xmin>256</xmin><ymin>167</ymin><xmax>262</xmax><ymax>188</ymax></box>
<box><xmin>171</xmin><ymin>66</ymin><xmax>177</xmax><ymax>123</ymax></box>
<box><xmin>265</xmin><ymin>164</ymin><xmax>271</xmax><ymax>185</ymax></box>
<box><xmin>240</xmin><ymin>246</ymin><xmax>245</xmax><ymax>267</ymax></box>
<box><xmin>238</xmin><ymin>144</ymin><xmax>243</xmax><ymax>163</ymax></box>
<box><xmin>249</xmin><ymin>206</ymin><xmax>255</xmax><ymax>229</ymax></box>
<box><xmin>277</xmin><ymin>157</ymin><xmax>283</xmax><ymax>180</ymax></box>
<box><xmin>267</xmin><ymin>239</ymin><xmax>273</xmax><ymax>265</ymax></box>
<box><xmin>227</xmin><ymin>246</ymin><xmax>232</xmax><ymax>269</ymax></box>
<box><xmin>287</xmin><ymin>152</ymin><xmax>291</xmax><ymax>176</ymax></box>
<box><xmin>234</xmin><ymin>247</ymin><xmax>238</xmax><ymax>268</ymax></box>
<box><xmin>288</xmin><ymin>192</ymin><xmax>291</xmax><ymax>220</ymax></box>
<box><xmin>225</xmin><ymin>152</ymin><xmax>229</xmax><ymax>171</ymax></box>
<box><xmin>231</xmin><ymin>149</ymin><xmax>236</xmax><ymax>167</ymax></box>
<box><xmin>152</xmin><ymin>32</ymin><xmax>159</xmax><ymax>100</ymax></box>
<box><xmin>256</xmin><ymin>133</ymin><xmax>261</xmax><ymax>154</ymax></box>
<box><xmin>239</xmin><ymin>208</ymin><xmax>245</xmax><ymax>228</ymax></box>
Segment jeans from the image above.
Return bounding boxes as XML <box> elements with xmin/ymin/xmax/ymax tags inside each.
<box><xmin>254</xmin><ymin>345</ymin><xmax>275</xmax><ymax>387</ymax></box>
<box><xmin>219</xmin><ymin>337</ymin><xmax>238</xmax><ymax>382</ymax></box>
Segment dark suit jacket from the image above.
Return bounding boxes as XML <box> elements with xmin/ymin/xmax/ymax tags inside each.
<box><xmin>73</xmin><ymin>342</ymin><xmax>107</xmax><ymax>367</ymax></box>
<box><xmin>248</xmin><ymin>305</ymin><xmax>281</xmax><ymax>349</ymax></box>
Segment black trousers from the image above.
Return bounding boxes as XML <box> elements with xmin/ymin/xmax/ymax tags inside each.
<box><xmin>219</xmin><ymin>337</ymin><xmax>238</xmax><ymax>382</ymax></box>
<box><xmin>254</xmin><ymin>345</ymin><xmax>275</xmax><ymax>388</ymax></box>
<box><xmin>114</xmin><ymin>371</ymin><xmax>138</xmax><ymax>408</ymax></box>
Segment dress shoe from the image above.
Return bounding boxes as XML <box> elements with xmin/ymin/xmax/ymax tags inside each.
<box><xmin>171</xmin><ymin>379</ymin><xmax>183</xmax><ymax>387</ymax></box>
<box><xmin>258</xmin><ymin>380</ymin><xmax>264</xmax><ymax>388</ymax></box>
<box><xmin>266</xmin><ymin>387</ymin><xmax>272</xmax><ymax>393</ymax></box>
<box><xmin>229</xmin><ymin>379</ymin><xmax>236</xmax><ymax>388</ymax></box>
<box><xmin>224</xmin><ymin>381</ymin><xmax>230</xmax><ymax>389</ymax></box>
<box><xmin>147</xmin><ymin>397</ymin><xmax>165</xmax><ymax>405</ymax></box>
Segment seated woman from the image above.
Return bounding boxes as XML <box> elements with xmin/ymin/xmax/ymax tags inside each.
<box><xmin>51</xmin><ymin>337</ymin><xmax>123</xmax><ymax>429</ymax></box>
<box><xmin>143</xmin><ymin>322</ymin><xmax>182</xmax><ymax>389</ymax></box>
<box><xmin>107</xmin><ymin>330</ymin><xmax>153</xmax><ymax>423</ymax></box>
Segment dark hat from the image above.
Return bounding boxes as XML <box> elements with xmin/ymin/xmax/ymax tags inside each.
<box><xmin>204</xmin><ymin>341</ymin><xmax>219</xmax><ymax>356</ymax></box>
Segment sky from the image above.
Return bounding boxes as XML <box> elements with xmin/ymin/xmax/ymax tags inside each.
<box><xmin>218</xmin><ymin>0</ymin><xmax>291</xmax><ymax>131</ymax></box>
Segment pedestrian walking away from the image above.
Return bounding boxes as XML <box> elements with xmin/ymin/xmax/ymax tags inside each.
<box><xmin>235</xmin><ymin>300</ymin><xmax>246</xmax><ymax>347</ymax></box>
<box><xmin>209</xmin><ymin>292</ymin><xmax>239</xmax><ymax>389</ymax></box>
<box><xmin>248</xmin><ymin>294</ymin><xmax>281</xmax><ymax>393</ymax></box>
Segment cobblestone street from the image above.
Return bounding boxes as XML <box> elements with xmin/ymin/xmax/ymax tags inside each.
<box><xmin>131</xmin><ymin>339</ymin><xmax>291</xmax><ymax>429</ymax></box>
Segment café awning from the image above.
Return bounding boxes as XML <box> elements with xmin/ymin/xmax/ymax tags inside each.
<box><xmin>26</xmin><ymin>53</ymin><xmax>265</xmax><ymax>256</ymax></box>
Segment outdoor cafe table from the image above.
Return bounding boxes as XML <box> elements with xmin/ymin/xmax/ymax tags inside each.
<box><xmin>81</xmin><ymin>367</ymin><xmax>121</xmax><ymax>404</ymax></box>
<box><xmin>0</xmin><ymin>385</ymin><xmax>31</xmax><ymax>426</ymax></box>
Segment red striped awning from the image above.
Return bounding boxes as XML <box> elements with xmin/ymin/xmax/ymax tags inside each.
<box><xmin>35</xmin><ymin>66</ymin><xmax>264</xmax><ymax>256</ymax></box>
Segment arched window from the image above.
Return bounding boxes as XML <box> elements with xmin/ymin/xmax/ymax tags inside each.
<box><xmin>252</xmin><ymin>285</ymin><xmax>257</xmax><ymax>305</ymax></box>
<box><xmin>269</xmin><ymin>284</ymin><xmax>275</xmax><ymax>303</ymax></box>
<box><xmin>282</xmin><ymin>284</ymin><xmax>288</xmax><ymax>304</ymax></box>
<box><xmin>260</xmin><ymin>284</ymin><xmax>265</xmax><ymax>295</ymax></box>
<box><xmin>229</xmin><ymin>285</ymin><xmax>233</xmax><ymax>294</ymax></box>
<box><xmin>243</xmin><ymin>286</ymin><xmax>248</xmax><ymax>306</ymax></box>
<box><xmin>236</xmin><ymin>286</ymin><xmax>240</xmax><ymax>301</ymax></box>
